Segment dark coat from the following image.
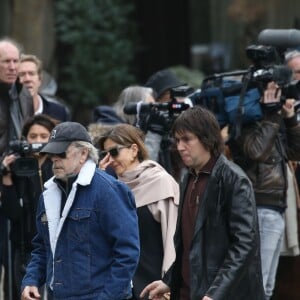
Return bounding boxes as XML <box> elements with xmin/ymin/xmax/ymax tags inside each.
<box><xmin>165</xmin><ymin>154</ymin><xmax>265</xmax><ymax>300</ymax></box>
<box><xmin>0</xmin><ymin>81</ymin><xmax>33</xmax><ymax>154</ymax></box>
<box><xmin>229</xmin><ymin>115</ymin><xmax>300</xmax><ymax>208</ymax></box>
<box><xmin>1</xmin><ymin>157</ymin><xmax>53</xmax><ymax>250</ymax></box>
<box><xmin>41</xmin><ymin>95</ymin><xmax>71</xmax><ymax>122</ymax></box>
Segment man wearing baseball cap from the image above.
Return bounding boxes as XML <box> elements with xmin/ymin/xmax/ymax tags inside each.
<box><xmin>21</xmin><ymin>122</ymin><xmax>140</xmax><ymax>300</ymax></box>
<box><xmin>145</xmin><ymin>68</ymin><xmax>184</xmax><ymax>103</ymax></box>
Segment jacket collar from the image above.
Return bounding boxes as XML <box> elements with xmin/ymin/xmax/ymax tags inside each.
<box><xmin>43</xmin><ymin>159</ymin><xmax>96</xmax><ymax>256</ymax></box>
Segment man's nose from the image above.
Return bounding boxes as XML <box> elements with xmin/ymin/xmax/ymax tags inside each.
<box><xmin>8</xmin><ymin>61</ymin><xmax>17</xmax><ymax>69</ymax></box>
<box><xmin>176</xmin><ymin>140</ymin><xmax>184</xmax><ymax>150</ymax></box>
<box><xmin>22</xmin><ymin>73</ymin><xmax>32</xmax><ymax>81</ymax></box>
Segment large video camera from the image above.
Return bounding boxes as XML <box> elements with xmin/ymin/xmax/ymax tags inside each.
<box><xmin>192</xmin><ymin>29</ymin><xmax>300</xmax><ymax>127</ymax></box>
<box><xmin>4</xmin><ymin>140</ymin><xmax>46</xmax><ymax>177</ymax></box>
<box><xmin>123</xmin><ymin>85</ymin><xmax>192</xmax><ymax>133</ymax></box>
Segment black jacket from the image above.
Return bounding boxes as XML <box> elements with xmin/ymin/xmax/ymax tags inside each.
<box><xmin>164</xmin><ymin>155</ymin><xmax>265</xmax><ymax>300</ymax></box>
<box><xmin>0</xmin><ymin>157</ymin><xmax>53</xmax><ymax>250</ymax></box>
<box><xmin>0</xmin><ymin>81</ymin><xmax>33</xmax><ymax>154</ymax></box>
<box><xmin>41</xmin><ymin>94</ymin><xmax>71</xmax><ymax>122</ymax></box>
<box><xmin>229</xmin><ymin>114</ymin><xmax>300</xmax><ymax>209</ymax></box>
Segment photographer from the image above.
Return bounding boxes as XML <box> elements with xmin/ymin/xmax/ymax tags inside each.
<box><xmin>228</xmin><ymin>81</ymin><xmax>300</xmax><ymax>299</ymax></box>
<box><xmin>0</xmin><ymin>114</ymin><xmax>58</xmax><ymax>298</ymax></box>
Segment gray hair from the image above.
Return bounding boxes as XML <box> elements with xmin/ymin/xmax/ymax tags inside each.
<box><xmin>72</xmin><ymin>141</ymin><xmax>99</xmax><ymax>164</ymax></box>
<box><xmin>284</xmin><ymin>49</ymin><xmax>300</xmax><ymax>63</ymax></box>
<box><xmin>114</xmin><ymin>85</ymin><xmax>153</xmax><ymax>124</ymax></box>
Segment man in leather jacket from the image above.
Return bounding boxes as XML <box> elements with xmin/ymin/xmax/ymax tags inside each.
<box><xmin>141</xmin><ymin>106</ymin><xmax>265</xmax><ymax>300</ymax></box>
<box><xmin>0</xmin><ymin>38</ymin><xmax>33</xmax><ymax>155</ymax></box>
<box><xmin>0</xmin><ymin>38</ymin><xmax>33</xmax><ymax>300</ymax></box>
<box><xmin>228</xmin><ymin>81</ymin><xmax>300</xmax><ymax>299</ymax></box>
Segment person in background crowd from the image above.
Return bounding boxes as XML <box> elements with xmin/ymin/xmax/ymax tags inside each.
<box><xmin>0</xmin><ymin>37</ymin><xmax>33</xmax><ymax>300</ymax></box>
<box><xmin>285</xmin><ymin>49</ymin><xmax>300</xmax><ymax>81</ymax></box>
<box><xmin>18</xmin><ymin>54</ymin><xmax>71</xmax><ymax>122</ymax></box>
<box><xmin>21</xmin><ymin>122</ymin><xmax>140</xmax><ymax>300</ymax></box>
<box><xmin>141</xmin><ymin>106</ymin><xmax>265</xmax><ymax>300</ymax></box>
<box><xmin>98</xmin><ymin>123</ymin><xmax>179</xmax><ymax>299</ymax></box>
<box><xmin>285</xmin><ymin>49</ymin><xmax>300</xmax><ymax>190</ymax></box>
<box><xmin>145</xmin><ymin>68</ymin><xmax>183</xmax><ymax>103</ymax></box>
<box><xmin>0</xmin><ymin>114</ymin><xmax>59</xmax><ymax>298</ymax></box>
<box><xmin>144</xmin><ymin>69</ymin><xmax>190</xmax><ymax>179</ymax></box>
<box><xmin>228</xmin><ymin>81</ymin><xmax>300</xmax><ymax>299</ymax></box>
<box><xmin>92</xmin><ymin>85</ymin><xmax>155</xmax><ymax>126</ymax></box>
<box><xmin>90</xmin><ymin>85</ymin><xmax>158</xmax><ymax>160</ymax></box>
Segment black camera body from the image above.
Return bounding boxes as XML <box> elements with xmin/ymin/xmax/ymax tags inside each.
<box><xmin>6</xmin><ymin>140</ymin><xmax>46</xmax><ymax>177</ymax></box>
<box><xmin>9</xmin><ymin>140</ymin><xmax>45</xmax><ymax>155</ymax></box>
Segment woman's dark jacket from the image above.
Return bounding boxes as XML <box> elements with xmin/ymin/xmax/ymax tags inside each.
<box><xmin>163</xmin><ymin>154</ymin><xmax>265</xmax><ymax>300</ymax></box>
<box><xmin>1</xmin><ymin>157</ymin><xmax>53</xmax><ymax>250</ymax></box>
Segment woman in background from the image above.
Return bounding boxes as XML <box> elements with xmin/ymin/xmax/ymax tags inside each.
<box><xmin>0</xmin><ymin>114</ymin><xmax>59</xmax><ymax>298</ymax></box>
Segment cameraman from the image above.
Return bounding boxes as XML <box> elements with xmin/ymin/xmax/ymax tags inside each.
<box><xmin>228</xmin><ymin>81</ymin><xmax>300</xmax><ymax>300</ymax></box>
<box><xmin>142</xmin><ymin>69</ymin><xmax>192</xmax><ymax>179</ymax></box>
<box><xmin>0</xmin><ymin>114</ymin><xmax>58</xmax><ymax>298</ymax></box>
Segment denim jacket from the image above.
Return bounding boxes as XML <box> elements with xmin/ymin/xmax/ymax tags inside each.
<box><xmin>21</xmin><ymin>160</ymin><xmax>140</xmax><ymax>299</ymax></box>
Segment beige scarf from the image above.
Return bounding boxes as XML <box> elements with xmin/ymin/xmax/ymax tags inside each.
<box><xmin>119</xmin><ymin>160</ymin><xmax>179</xmax><ymax>207</ymax></box>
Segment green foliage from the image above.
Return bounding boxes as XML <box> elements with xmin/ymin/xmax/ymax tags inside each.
<box><xmin>55</xmin><ymin>0</ymin><xmax>137</xmax><ymax>107</ymax></box>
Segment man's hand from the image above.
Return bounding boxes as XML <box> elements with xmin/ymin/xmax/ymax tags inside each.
<box><xmin>261</xmin><ymin>81</ymin><xmax>281</xmax><ymax>105</ymax></box>
<box><xmin>140</xmin><ymin>280</ymin><xmax>170</xmax><ymax>300</ymax></box>
<box><xmin>202</xmin><ymin>296</ymin><xmax>213</xmax><ymax>300</ymax></box>
<box><xmin>282</xmin><ymin>98</ymin><xmax>295</xmax><ymax>118</ymax></box>
<box><xmin>21</xmin><ymin>286</ymin><xmax>41</xmax><ymax>300</ymax></box>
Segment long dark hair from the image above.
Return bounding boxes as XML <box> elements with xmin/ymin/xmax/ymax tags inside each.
<box><xmin>171</xmin><ymin>106</ymin><xmax>224</xmax><ymax>156</ymax></box>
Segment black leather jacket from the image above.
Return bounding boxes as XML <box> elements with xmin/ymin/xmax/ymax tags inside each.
<box><xmin>164</xmin><ymin>155</ymin><xmax>265</xmax><ymax>300</ymax></box>
<box><xmin>229</xmin><ymin>114</ymin><xmax>300</xmax><ymax>209</ymax></box>
<box><xmin>0</xmin><ymin>80</ymin><xmax>33</xmax><ymax>155</ymax></box>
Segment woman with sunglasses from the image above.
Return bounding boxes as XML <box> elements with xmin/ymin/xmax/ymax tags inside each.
<box><xmin>0</xmin><ymin>114</ymin><xmax>59</xmax><ymax>298</ymax></box>
<box><xmin>98</xmin><ymin>123</ymin><xmax>179</xmax><ymax>300</ymax></box>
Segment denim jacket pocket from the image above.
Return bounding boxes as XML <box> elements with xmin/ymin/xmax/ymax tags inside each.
<box><xmin>67</xmin><ymin>208</ymin><xmax>91</xmax><ymax>242</ymax></box>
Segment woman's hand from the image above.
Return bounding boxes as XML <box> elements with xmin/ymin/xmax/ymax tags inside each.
<box><xmin>2</xmin><ymin>153</ymin><xmax>17</xmax><ymax>171</ymax></box>
<box><xmin>98</xmin><ymin>153</ymin><xmax>113</xmax><ymax>170</ymax></box>
<box><xmin>1</xmin><ymin>154</ymin><xmax>17</xmax><ymax>185</ymax></box>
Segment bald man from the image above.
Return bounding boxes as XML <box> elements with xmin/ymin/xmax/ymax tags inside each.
<box><xmin>0</xmin><ymin>38</ymin><xmax>33</xmax><ymax>300</ymax></box>
<box><xmin>0</xmin><ymin>38</ymin><xmax>33</xmax><ymax>154</ymax></box>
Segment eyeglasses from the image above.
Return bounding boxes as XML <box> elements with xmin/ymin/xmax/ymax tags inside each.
<box><xmin>100</xmin><ymin>145</ymin><xmax>129</xmax><ymax>160</ymax></box>
<box><xmin>48</xmin><ymin>152</ymin><xmax>67</xmax><ymax>159</ymax></box>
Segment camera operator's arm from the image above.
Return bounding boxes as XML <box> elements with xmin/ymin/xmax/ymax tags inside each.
<box><xmin>145</xmin><ymin>131</ymin><xmax>163</xmax><ymax>162</ymax></box>
<box><xmin>1</xmin><ymin>154</ymin><xmax>17</xmax><ymax>185</ymax></box>
<box><xmin>140</xmin><ymin>111</ymin><xmax>169</xmax><ymax>162</ymax></box>
<box><xmin>1</xmin><ymin>154</ymin><xmax>22</xmax><ymax>220</ymax></box>
<box><xmin>236</xmin><ymin>82</ymin><xmax>282</xmax><ymax>161</ymax></box>
<box><xmin>281</xmin><ymin>98</ymin><xmax>300</xmax><ymax>161</ymax></box>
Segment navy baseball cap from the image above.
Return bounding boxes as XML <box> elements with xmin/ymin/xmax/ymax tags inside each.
<box><xmin>40</xmin><ymin>122</ymin><xmax>92</xmax><ymax>154</ymax></box>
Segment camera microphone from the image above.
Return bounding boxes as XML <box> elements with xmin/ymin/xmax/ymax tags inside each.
<box><xmin>258</xmin><ymin>29</ymin><xmax>300</xmax><ymax>48</ymax></box>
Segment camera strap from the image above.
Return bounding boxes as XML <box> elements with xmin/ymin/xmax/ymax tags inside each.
<box><xmin>232</xmin><ymin>71</ymin><xmax>252</xmax><ymax>140</ymax></box>
<box><xmin>135</xmin><ymin>101</ymin><xmax>143</xmax><ymax>128</ymax></box>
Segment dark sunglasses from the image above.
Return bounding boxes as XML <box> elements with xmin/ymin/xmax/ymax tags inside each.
<box><xmin>100</xmin><ymin>145</ymin><xmax>129</xmax><ymax>160</ymax></box>
<box><xmin>48</xmin><ymin>152</ymin><xmax>67</xmax><ymax>159</ymax></box>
